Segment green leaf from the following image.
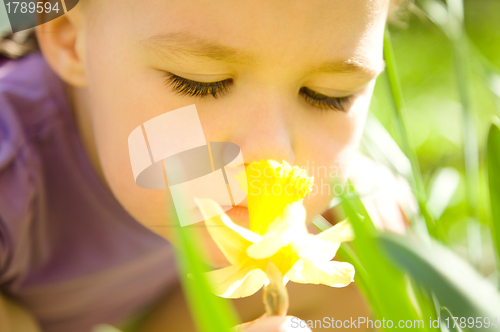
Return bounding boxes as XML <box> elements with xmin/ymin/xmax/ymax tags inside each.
<box><xmin>338</xmin><ymin>183</ymin><xmax>435</xmax><ymax>329</ymax></box>
<box><xmin>426</xmin><ymin>167</ymin><xmax>460</xmax><ymax>220</ymax></box>
<box><xmin>361</xmin><ymin>113</ymin><xmax>412</xmax><ymax>180</ymax></box>
<box><xmin>168</xmin><ymin>195</ymin><xmax>240</xmax><ymax>332</ymax></box>
<box><xmin>486</xmin><ymin>118</ymin><xmax>500</xmax><ymax>289</ymax></box>
<box><xmin>383</xmin><ymin>28</ymin><xmax>437</xmax><ymax>238</ymax></box>
<box><xmin>440</xmin><ymin>307</ymin><xmax>464</xmax><ymax>332</ymax></box>
<box><xmin>378</xmin><ymin>232</ymin><xmax>500</xmax><ymax>332</ymax></box>
<box><xmin>417</xmin><ymin>0</ymin><xmax>481</xmax><ymax>223</ymax></box>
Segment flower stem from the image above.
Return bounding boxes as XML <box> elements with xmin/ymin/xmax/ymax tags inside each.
<box><xmin>262</xmin><ymin>262</ymin><xmax>289</xmax><ymax>316</ymax></box>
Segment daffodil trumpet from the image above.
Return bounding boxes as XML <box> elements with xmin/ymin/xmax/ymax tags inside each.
<box><xmin>195</xmin><ymin>160</ymin><xmax>355</xmax><ymax>317</ymax></box>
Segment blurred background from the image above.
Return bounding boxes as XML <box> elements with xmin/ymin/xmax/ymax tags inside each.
<box><xmin>364</xmin><ymin>0</ymin><xmax>500</xmax><ymax>282</ymax></box>
<box><xmin>0</xmin><ymin>5</ymin><xmax>9</xmax><ymax>33</ymax></box>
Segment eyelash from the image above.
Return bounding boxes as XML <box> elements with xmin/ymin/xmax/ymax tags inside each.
<box><xmin>163</xmin><ymin>72</ymin><xmax>353</xmax><ymax>112</ymax></box>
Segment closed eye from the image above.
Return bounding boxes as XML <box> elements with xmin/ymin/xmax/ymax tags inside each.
<box><xmin>163</xmin><ymin>72</ymin><xmax>354</xmax><ymax>112</ymax></box>
<box><xmin>163</xmin><ymin>72</ymin><xmax>232</xmax><ymax>98</ymax></box>
<box><xmin>298</xmin><ymin>87</ymin><xmax>353</xmax><ymax>112</ymax></box>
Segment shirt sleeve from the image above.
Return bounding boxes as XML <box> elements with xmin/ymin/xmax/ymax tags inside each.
<box><xmin>0</xmin><ymin>93</ymin><xmax>45</xmax><ymax>288</ymax></box>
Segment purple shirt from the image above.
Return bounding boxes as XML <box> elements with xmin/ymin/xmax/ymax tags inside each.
<box><xmin>0</xmin><ymin>53</ymin><xmax>179</xmax><ymax>332</ymax></box>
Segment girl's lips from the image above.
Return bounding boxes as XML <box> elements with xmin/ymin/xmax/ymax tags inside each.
<box><xmin>223</xmin><ymin>205</ymin><xmax>249</xmax><ymax>223</ymax></box>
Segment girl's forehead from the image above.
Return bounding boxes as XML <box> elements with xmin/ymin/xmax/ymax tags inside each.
<box><xmin>93</xmin><ymin>0</ymin><xmax>388</xmax><ymax>74</ymax></box>
<box><xmin>93</xmin><ymin>0</ymin><xmax>388</xmax><ymax>42</ymax></box>
<box><xmin>138</xmin><ymin>0</ymin><xmax>387</xmax><ymax>37</ymax></box>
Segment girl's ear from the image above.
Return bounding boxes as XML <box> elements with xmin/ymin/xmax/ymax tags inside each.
<box><xmin>35</xmin><ymin>10</ymin><xmax>86</xmax><ymax>87</ymax></box>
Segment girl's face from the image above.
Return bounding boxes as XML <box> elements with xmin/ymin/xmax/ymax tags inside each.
<box><xmin>76</xmin><ymin>0</ymin><xmax>389</xmax><ymax>255</ymax></box>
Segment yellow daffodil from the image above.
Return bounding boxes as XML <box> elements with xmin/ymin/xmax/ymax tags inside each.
<box><xmin>194</xmin><ymin>160</ymin><xmax>355</xmax><ymax>311</ymax></box>
<box><xmin>234</xmin><ymin>160</ymin><xmax>313</xmax><ymax>235</ymax></box>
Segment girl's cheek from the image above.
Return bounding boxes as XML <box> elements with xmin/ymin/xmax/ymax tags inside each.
<box><xmin>300</xmin><ymin>89</ymin><xmax>375</xmax><ymax>219</ymax></box>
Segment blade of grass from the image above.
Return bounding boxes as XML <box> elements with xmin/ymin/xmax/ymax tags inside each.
<box><xmin>337</xmin><ymin>181</ymin><xmax>435</xmax><ymax>329</ymax></box>
<box><xmin>426</xmin><ymin>167</ymin><xmax>460</xmax><ymax>221</ymax></box>
<box><xmin>416</xmin><ymin>0</ymin><xmax>488</xmax><ymax>269</ymax></box>
<box><xmin>335</xmin><ymin>243</ymin><xmax>379</xmax><ymax>316</ymax></box>
<box><xmin>417</xmin><ymin>0</ymin><xmax>481</xmax><ymax>224</ymax></box>
<box><xmin>446</xmin><ymin>0</ymin><xmax>480</xmax><ymax>223</ymax></box>
<box><xmin>361</xmin><ymin>113</ymin><xmax>413</xmax><ymax>180</ymax></box>
<box><xmin>378</xmin><ymin>232</ymin><xmax>500</xmax><ymax>328</ymax></box>
<box><xmin>418</xmin><ymin>0</ymin><xmax>500</xmax><ymax>118</ymax></box>
<box><xmin>167</xmin><ymin>194</ymin><xmax>240</xmax><ymax>332</ymax></box>
<box><xmin>486</xmin><ymin>118</ymin><xmax>500</xmax><ymax>289</ymax></box>
<box><xmin>440</xmin><ymin>307</ymin><xmax>464</xmax><ymax>332</ymax></box>
<box><xmin>383</xmin><ymin>28</ymin><xmax>437</xmax><ymax>238</ymax></box>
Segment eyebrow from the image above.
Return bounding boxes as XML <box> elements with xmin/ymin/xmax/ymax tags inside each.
<box><xmin>142</xmin><ymin>31</ymin><xmax>385</xmax><ymax>78</ymax></box>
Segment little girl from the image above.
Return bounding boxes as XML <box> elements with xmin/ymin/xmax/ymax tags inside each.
<box><xmin>0</xmin><ymin>0</ymin><xmax>411</xmax><ymax>331</ymax></box>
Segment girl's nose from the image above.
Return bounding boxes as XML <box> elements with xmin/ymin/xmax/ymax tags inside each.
<box><xmin>227</xmin><ymin>97</ymin><xmax>296</xmax><ymax>166</ymax></box>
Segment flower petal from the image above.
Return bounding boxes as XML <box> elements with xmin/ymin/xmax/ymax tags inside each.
<box><xmin>295</xmin><ymin>238</ymin><xmax>340</xmax><ymax>262</ymax></box>
<box><xmin>317</xmin><ymin>219</ymin><xmax>354</xmax><ymax>243</ymax></box>
<box><xmin>195</xmin><ymin>198</ymin><xmax>261</xmax><ymax>264</ymax></box>
<box><xmin>282</xmin><ymin>202</ymin><xmax>308</xmax><ymax>234</ymax></box>
<box><xmin>247</xmin><ymin>202</ymin><xmax>308</xmax><ymax>260</ymax></box>
<box><xmin>246</xmin><ymin>228</ymin><xmax>285</xmax><ymax>260</ymax></box>
<box><xmin>286</xmin><ymin>258</ymin><xmax>355</xmax><ymax>287</ymax></box>
<box><xmin>293</xmin><ymin>219</ymin><xmax>352</xmax><ymax>261</ymax></box>
<box><xmin>204</xmin><ymin>263</ymin><xmax>268</xmax><ymax>298</ymax></box>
